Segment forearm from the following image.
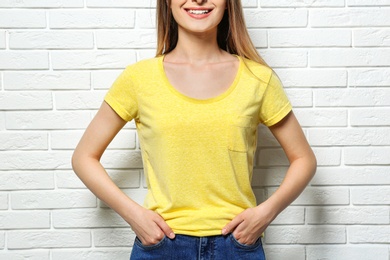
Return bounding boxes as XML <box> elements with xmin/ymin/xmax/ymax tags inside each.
<box><xmin>261</xmin><ymin>154</ymin><xmax>316</xmax><ymax>218</ymax></box>
<box><xmin>72</xmin><ymin>154</ymin><xmax>140</xmax><ymax>223</ymax></box>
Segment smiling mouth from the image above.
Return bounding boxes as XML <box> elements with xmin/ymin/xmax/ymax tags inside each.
<box><xmin>186</xmin><ymin>9</ymin><xmax>212</xmax><ymax>15</ymax></box>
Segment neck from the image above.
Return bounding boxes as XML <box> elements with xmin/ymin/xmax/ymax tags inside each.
<box><xmin>166</xmin><ymin>27</ymin><xmax>224</xmax><ymax>64</ymax></box>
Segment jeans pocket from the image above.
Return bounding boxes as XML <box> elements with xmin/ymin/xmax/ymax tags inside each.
<box><xmin>134</xmin><ymin>236</ymin><xmax>167</xmax><ymax>251</ymax></box>
<box><xmin>230</xmin><ymin>234</ymin><xmax>262</xmax><ymax>250</ymax></box>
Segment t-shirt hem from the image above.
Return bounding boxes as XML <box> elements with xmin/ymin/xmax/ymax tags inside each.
<box><xmin>104</xmin><ymin>93</ymin><xmax>133</xmax><ymax>122</ymax></box>
<box><xmin>262</xmin><ymin>102</ymin><xmax>292</xmax><ymax>127</ymax></box>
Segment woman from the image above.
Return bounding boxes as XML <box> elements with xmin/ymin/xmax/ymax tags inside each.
<box><xmin>72</xmin><ymin>0</ymin><xmax>317</xmax><ymax>259</ymax></box>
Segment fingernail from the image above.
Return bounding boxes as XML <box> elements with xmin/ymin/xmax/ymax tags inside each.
<box><xmin>222</xmin><ymin>229</ymin><xmax>227</xmax><ymax>235</ymax></box>
<box><xmin>169</xmin><ymin>232</ymin><xmax>175</xmax><ymax>239</ymax></box>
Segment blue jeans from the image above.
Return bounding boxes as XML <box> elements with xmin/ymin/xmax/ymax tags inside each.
<box><xmin>130</xmin><ymin>234</ymin><xmax>266</xmax><ymax>260</ymax></box>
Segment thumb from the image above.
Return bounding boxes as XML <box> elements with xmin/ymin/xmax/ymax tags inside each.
<box><xmin>155</xmin><ymin>217</ymin><xmax>175</xmax><ymax>239</ymax></box>
<box><xmin>222</xmin><ymin>215</ymin><xmax>244</xmax><ymax>236</ymax></box>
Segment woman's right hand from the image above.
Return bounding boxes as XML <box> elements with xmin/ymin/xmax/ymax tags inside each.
<box><xmin>127</xmin><ymin>206</ymin><xmax>175</xmax><ymax>246</ymax></box>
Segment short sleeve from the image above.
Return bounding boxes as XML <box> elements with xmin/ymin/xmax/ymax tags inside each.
<box><xmin>104</xmin><ymin>66</ymin><xmax>138</xmax><ymax>122</ymax></box>
<box><xmin>259</xmin><ymin>71</ymin><xmax>292</xmax><ymax>126</ymax></box>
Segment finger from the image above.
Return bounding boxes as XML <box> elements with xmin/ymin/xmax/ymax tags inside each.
<box><xmin>155</xmin><ymin>216</ymin><xmax>175</xmax><ymax>239</ymax></box>
<box><xmin>222</xmin><ymin>215</ymin><xmax>244</xmax><ymax>235</ymax></box>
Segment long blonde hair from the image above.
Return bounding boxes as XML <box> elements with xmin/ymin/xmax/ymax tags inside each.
<box><xmin>156</xmin><ymin>0</ymin><xmax>268</xmax><ymax>66</ymax></box>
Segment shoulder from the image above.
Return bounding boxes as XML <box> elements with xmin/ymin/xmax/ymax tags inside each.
<box><xmin>122</xmin><ymin>56</ymin><xmax>161</xmax><ymax>76</ymax></box>
<box><xmin>240</xmin><ymin>57</ymin><xmax>274</xmax><ymax>84</ymax></box>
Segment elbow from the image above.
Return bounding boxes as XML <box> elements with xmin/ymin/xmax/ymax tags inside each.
<box><xmin>308</xmin><ymin>149</ymin><xmax>317</xmax><ymax>179</ymax></box>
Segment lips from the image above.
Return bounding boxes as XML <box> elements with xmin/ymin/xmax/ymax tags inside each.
<box><xmin>185</xmin><ymin>8</ymin><xmax>213</xmax><ymax>16</ymax></box>
<box><xmin>187</xmin><ymin>9</ymin><xmax>211</xmax><ymax>15</ymax></box>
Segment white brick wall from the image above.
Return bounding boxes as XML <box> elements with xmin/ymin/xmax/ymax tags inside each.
<box><xmin>0</xmin><ymin>1</ymin><xmax>389</xmax><ymax>259</ymax></box>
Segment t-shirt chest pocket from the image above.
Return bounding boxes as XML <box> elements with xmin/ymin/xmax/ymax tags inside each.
<box><xmin>228</xmin><ymin>116</ymin><xmax>255</xmax><ymax>153</ymax></box>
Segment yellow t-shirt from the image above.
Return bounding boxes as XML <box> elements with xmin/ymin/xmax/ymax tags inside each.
<box><xmin>105</xmin><ymin>55</ymin><xmax>292</xmax><ymax>237</ymax></box>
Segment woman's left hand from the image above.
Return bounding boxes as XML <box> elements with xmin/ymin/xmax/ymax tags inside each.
<box><xmin>222</xmin><ymin>204</ymin><xmax>275</xmax><ymax>245</ymax></box>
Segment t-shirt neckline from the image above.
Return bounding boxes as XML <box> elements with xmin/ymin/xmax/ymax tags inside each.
<box><xmin>159</xmin><ymin>54</ymin><xmax>242</xmax><ymax>104</ymax></box>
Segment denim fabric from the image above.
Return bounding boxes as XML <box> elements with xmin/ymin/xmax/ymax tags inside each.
<box><xmin>130</xmin><ymin>234</ymin><xmax>266</xmax><ymax>260</ymax></box>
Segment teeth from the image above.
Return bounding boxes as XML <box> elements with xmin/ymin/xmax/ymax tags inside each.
<box><xmin>188</xmin><ymin>9</ymin><xmax>209</xmax><ymax>15</ymax></box>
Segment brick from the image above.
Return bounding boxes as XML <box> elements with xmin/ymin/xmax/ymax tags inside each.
<box><xmin>51</xmin><ymin>51</ymin><xmax>136</xmax><ymax>70</ymax></box>
<box><xmin>0</xmin><ymin>10</ymin><xmax>46</xmax><ymax>28</ymax></box>
<box><xmin>316</xmin><ymin>88</ymin><xmax>390</xmax><ymax>107</ymax></box>
<box><xmin>291</xmin><ymin>186</ymin><xmax>349</xmax><ymax>205</ymax></box>
<box><xmin>0</xmin><ymin>0</ymin><xmax>83</xmax><ymax>8</ymax></box>
<box><xmin>101</xmin><ymin>150</ymin><xmax>143</xmax><ymax>169</ymax></box>
<box><xmin>51</xmin><ymin>129</ymin><xmax>136</xmax><ymax>150</ymax></box>
<box><xmin>307</xmin><ymin>245</ymin><xmax>389</xmax><ymax>260</ymax></box>
<box><xmin>0</xmin><ymin>132</ymin><xmax>48</xmax><ymax>150</ymax></box>
<box><xmin>0</xmin><ymin>251</ymin><xmax>50</xmax><ymax>260</ymax></box>
<box><xmin>260</xmin><ymin>0</ymin><xmax>345</xmax><ymax>7</ymax></box>
<box><xmin>310</xmin><ymin>48</ymin><xmax>390</xmax><ymax>67</ymax></box>
<box><xmin>7</xmin><ymin>230</ymin><xmax>91</xmax><ymax>249</ymax></box>
<box><xmin>52</xmin><ymin>249</ymin><xmax>130</xmax><ymax>260</ymax></box>
<box><xmin>311</xmin><ymin>167</ymin><xmax>390</xmax><ymax>186</ymax></box>
<box><xmin>0</xmin><ymin>211</ymin><xmax>50</xmax><ymax>229</ymax></box>
<box><xmin>271</xmin><ymin>207</ymin><xmax>305</xmax><ymax>225</ymax></box>
<box><xmin>136</xmin><ymin>9</ymin><xmax>156</xmax><ymax>29</ymax></box>
<box><xmin>4</xmin><ymin>71</ymin><xmax>91</xmax><ymax>90</ymax></box>
<box><xmin>0</xmin><ymin>52</ymin><xmax>49</xmax><ymax>70</ymax></box>
<box><xmin>53</xmin><ymin>209</ymin><xmax>127</xmax><ymax>228</ymax></box>
<box><xmin>0</xmin><ymin>232</ymin><xmax>4</xmax><ymax>249</ymax></box>
<box><xmin>354</xmin><ymin>29</ymin><xmax>390</xmax><ymax>47</ymax></box>
<box><xmin>311</xmin><ymin>8</ymin><xmax>390</xmax><ymax>27</ymax></box>
<box><xmin>285</xmin><ymin>89</ymin><xmax>313</xmax><ymax>107</ymax></box>
<box><xmin>244</xmin><ymin>9</ymin><xmax>307</xmax><ymax>28</ymax></box>
<box><xmin>12</xmin><ymin>191</ymin><xmax>96</xmax><ymax>209</ymax></box>
<box><xmin>349</xmin><ymin>68</ymin><xmax>390</xmax><ymax>87</ymax></box>
<box><xmin>0</xmin><ymin>194</ymin><xmax>8</xmax><ymax>210</ymax></box>
<box><xmin>348</xmin><ymin>226</ymin><xmax>390</xmax><ymax>243</ymax></box>
<box><xmin>270</xmin><ymin>29</ymin><xmax>351</xmax><ymax>47</ymax></box>
<box><xmin>307</xmin><ymin>207</ymin><xmax>389</xmax><ymax>224</ymax></box>
<box><xmin>6</xmin><ymin>111</ymin><xmax>91</xmax><ymax>130</ymax></box>
<box><xmin>348</xmin><ymin>0</ymin><xmax>390</xmax><ymax>6</ymax></box>
<box><xmin>308</xmin><ymin>128</ymin><xmax>390</xmax><ymax>146</ymax></box>
<box><xmin>92</xmin><ymin>70</ymin><xmax>122</xmax><ymax>90</ymax></box>
<box><xmin>351</xmin><ymin>187</ymin><xmax>390</xmax><ymax>205</ymax></box>
<box><xmin>248</xmin><ymin>29</ymin><xmax>268</xmax><ymax>48</ymax></box>
<box><xmin>96</xmin><ymin>30</ymin><xmax>156</xmax><ymax>49</ymax></box>
<box><xmin>351</xmin><ymin>108</ymin><xmax>390</xmax><ymax>126</ymax></box>
<box><xmin>0</xmin><ymin>92</ymin><xmax>52</xmax><ymax>110</ymax></box>
<box><xmin>0</xmin><ymin>171</ymin><xmax>54</xmax><ymax>190</ymax></box>
<box><xmin>54</xmin><ymin>91</ymin><xmax>105</xmax><ymax>110</ymax></box>
<box><xmin>10</xmin><ymin>31</ymin><xmax>94</xmax><ymax>50</ymax></box>
<box><xmin>49</xmin><ymin>10</ymin><xmax>135</xmax><ymax>29</ymax></box>
<box><xmin>345</xmin><ymin>147</ymin><xmax>390</xmax><ymax>165</ymax></box>
<box><xmin>56</xmin><ymin>171</ymin><xmax>86</xmax><ymax>189</ymax></box>
<box><xmin>0</xmin><ymin>31</ymin><xmax>5</xmax><ymax>49</ymax></box>
<box><xmin>265</xmin><ymin>226</ymin><xmax>346</xmax><ymax>244</ymax></box>
<box><xmin>0</xmin><ymin>113</ymin><xmax>4</xmax><ymax>131</ymax></box>
<box><xmin>87</xmin><ymin>0</ymin><xmax>155</xmax><ymax>8</ymax></box>
<box><xmin>0</xmin><ymin>151</ymin><xmax>72</xmax><ymax>170</ymax></box>
<box><xmin>276</xmin><ymin>69</ymin><xmax>347</xmax><ymax>88</ymax></box>
<box><xmin>260</xmin><ymin>49</ymin><xmax>308</xmax><ymax>68</ymax></box>
<box><xmin>93</xmin><ymin>228</ymin><xmax>135</xmax><ymax>247</ymax></box>
<box><xmin>294</xmin><ymin>109</ymin><xmax>347</xmax><ymax>127</ymax></box>
<box><xmin>137</xmin><ymin>49</ymin><xmax>157</xmax><ymax>60</ymax></box>
<box><xmin>242</xmin><ymin>0</ymin><xmax>258</xmax><ymax>7</ymax></box>
<box><xmin>264</xmin><ymin>246</ymin><xmax>305</xmax><ymax>260</ymax></box>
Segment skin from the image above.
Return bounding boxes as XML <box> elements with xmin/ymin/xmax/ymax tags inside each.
<box><xmin>72</xmin><ymin>0</ymin><xmax>316</xmax><ymax>247</ymax></box>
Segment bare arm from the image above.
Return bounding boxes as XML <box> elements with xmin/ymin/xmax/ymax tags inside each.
<box><xmin>72</xmin><ymin>102</ymin><xmax>175</xmax><ymax>245</ymax></box>
<box><xmin>222</xmin><ymin>112</ymin><xmax>317</xmax><ymax>244</ymax></box>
